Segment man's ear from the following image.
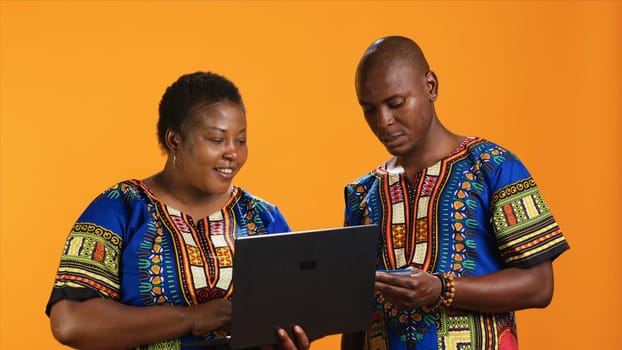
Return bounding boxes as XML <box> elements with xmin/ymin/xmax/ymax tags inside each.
<box><xmin>425</xmin><ymin>71</ymin><xmax>439</xmax><ymax>102</ymax></box>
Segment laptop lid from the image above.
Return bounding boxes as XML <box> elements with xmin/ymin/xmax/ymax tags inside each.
<box><xmin>230</xmin><ymin>224</ymin><xmax>378</xmax><ymax>349</ymax></box>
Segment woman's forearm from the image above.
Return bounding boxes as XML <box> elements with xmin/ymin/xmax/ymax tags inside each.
<box><xmin>50</xmin><ymin>298</ymin><xmax>230</xmax><ymax>350</ymax></box>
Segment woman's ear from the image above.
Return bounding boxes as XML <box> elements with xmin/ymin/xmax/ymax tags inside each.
<box><xmin>425</xmin><ymin>71</ymin><xmax>439</xmax><ymax>102</ymax></box>
<box><xmin>164</xmin><ymin>129</ymin><xmax>181</xmax><ymax>153</ymax></box>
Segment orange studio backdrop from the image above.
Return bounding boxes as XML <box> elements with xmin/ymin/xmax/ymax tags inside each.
<box><xmin>1</xmin><ymin>1</ymin><xmax>620</xmax><ymax>349</ymax></box>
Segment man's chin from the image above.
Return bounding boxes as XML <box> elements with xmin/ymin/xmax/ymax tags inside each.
<box><xmin>385</xmin><ymin>144</ymin><xmax>408</xmax><ymax>156</ymax></box>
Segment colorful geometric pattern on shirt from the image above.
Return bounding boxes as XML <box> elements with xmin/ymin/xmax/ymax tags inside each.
<box><xmin>345</xmin><ymin>137</ymin><xmax>568</xmax><ymax>350</ymax></box>
<box><xmin>377</xmin><ymin>293</ymin><xmax>437</xmax><ymax>348</ymax></box>
<box><xmin>364</xmin><ymin>167</ymin><xmax>449</xmax><ymax>345</ymax></box>
<box><xmin>491</xmin><ymin>179</ymin><xmax>565</xmax><ymax>266</ymax></box>
<box><xmin>107</xmin><ymin>181</ymin><xmax>144</xmax><ymax>203</ymax></box>
<box><xmin>447</xmin><ymin>143</ymin><xmax>505</xmax><ymax>277</ymax></box>
<box><xmin>347</xmin><ymin>172</ymin><xmax>456</xmax><ymax>347</ymax></box>
<box><xmin>155</xmin><ymin>203</ymin><xmax>234</xmax><ymax>305</ymax></box>
<box><xmin>54</xmin><ymin>222</ymin><xmax>122</xmax><ymax>299</ymax></box>
<box><xmin>370</xmin><ymin>166</ymin><xmax>443</xmax><ymax>273</ymax></box>
<box><xmin>435</xmin><ymin>311</ymin><xmax>517</xmax><ymax>350</ymax></box>
<box><xmin>137</xmin><ymin>202</ymin><xmax>172</xmax><ymax>306</ymax></box>
<box><xmin>131</xmin><ymin>185</ymin><xmax>273</xmax><ymax>314</ymax></box>
<box><xmin>357</xmin><ymin>148</ymin><xmax>484</xmax><ymax>346</ymax></box>
<box><xmin>136</xmin><ymin>338</ymin><xmax>180</xmax><ymax>350</ymax></box>
<box><xmin>403</xmin><ymin>141</ymin><xmax>501</xmax><ymax>347</ymax></box>
<box><xmin>365</xmin><ymin>309</ymin><xmax>390</xmax><ymax>350</ymax></box>
<box><xmin>239</xmin><ymin>194</ymin><xmax>273</xmax><ymax>236</ymax></box>
<box><xmin>435</xmin><ymin>311</ymin><xmax>474</xmax><ymax>349</ymax></box>
<box><xmin>47</xmin><ymin>180</ymin><xmax>291</xmax><ymax>349</ymax></box>
<box><xmin>387</xmin><ymin>161</ymin><xmax>441</xmax><ymax>270</ymax></box>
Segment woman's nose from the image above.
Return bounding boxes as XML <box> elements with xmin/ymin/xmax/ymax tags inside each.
<box><xmin>222</xmin><ymin>141</ymin><xmax>238</xmax><ymax>160</ymax></box>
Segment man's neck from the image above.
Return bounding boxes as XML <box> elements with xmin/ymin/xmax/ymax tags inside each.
<box><xmin>397</xmin><ymin>126</ymin><xmax>464</xmax><ymax>179</ymax></box>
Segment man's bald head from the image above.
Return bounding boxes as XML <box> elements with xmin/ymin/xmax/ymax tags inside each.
<box><xmin>356</xmin><ymin>36</ymin><xmax>430</xmax><ymax>85</ymax></box>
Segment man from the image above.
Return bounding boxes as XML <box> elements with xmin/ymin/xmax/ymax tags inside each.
<box><xmin>342</xmin><ymin>36</ymin><xmax>569</xmax><ymax>350</ymax></box>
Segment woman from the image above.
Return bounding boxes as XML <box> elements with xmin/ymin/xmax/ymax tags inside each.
<box><xmin>46</xmin><ymin>72</ymin><xmax>309</xmax><ymax>350</ymax></box>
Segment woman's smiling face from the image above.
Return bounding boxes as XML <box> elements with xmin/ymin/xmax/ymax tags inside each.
<box><xmin>174</xmin><ymin>100</ymin><xmax>248</xmax><ymax>195</ymax></box>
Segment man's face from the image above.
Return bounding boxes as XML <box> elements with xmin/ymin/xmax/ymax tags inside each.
<box><xmin>356</xmin><ymin>60</ymin><xmax>436</xmax><ymax>157</ymax></box>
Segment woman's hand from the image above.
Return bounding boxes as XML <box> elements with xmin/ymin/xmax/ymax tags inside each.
<box><xmin>261</xmin><ymin>324</ymin><xmax>311</xmax><ymax>350</ymax></box>
<box><xmin>374</xmin><ymin>268</ymin><xmax>441</xmax><ymax>309</ymax></box>
<box><xmin>187</xmin><ymin>298</ymin><xmax>232</xmax><ymax>336</ymax></box>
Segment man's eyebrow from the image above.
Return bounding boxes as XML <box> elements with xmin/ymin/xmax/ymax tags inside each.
<box><xmin>382</xmin><ymin>94</ymin><xmax>401</xmax><ymax>103</ymax></box>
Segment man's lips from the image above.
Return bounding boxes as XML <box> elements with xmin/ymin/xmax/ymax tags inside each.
<box><xmin>381</xmin><ymin>133</ymin><xmax>404</xmax><ymax>148</ymax></box>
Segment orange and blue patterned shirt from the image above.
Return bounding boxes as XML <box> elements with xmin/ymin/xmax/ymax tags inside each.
<box><xmin>46</xmin><ymin>180</ymin><xmax>290</xmax><ymax>349</ymax></box>
<box><xmin>344</xmin><ymin>137</ymin><xmax>569</xmax><ymax>350</ymax></box>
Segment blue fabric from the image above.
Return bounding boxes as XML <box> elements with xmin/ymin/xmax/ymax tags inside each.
<box><xmin>344</xmin><ymin>137</ymin><xmax>569</xmax><ymax>350</ymax></box>
<box><xmin>47</xmin><ymin>179</ymin><xmax>290</xmax><ymax>349</ymax></box>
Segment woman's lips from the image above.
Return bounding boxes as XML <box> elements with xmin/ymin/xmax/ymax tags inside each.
<box><xmin>214</xmin><ymin>167</ymin><xmax>235</xmax><ymax>180</ymax></box>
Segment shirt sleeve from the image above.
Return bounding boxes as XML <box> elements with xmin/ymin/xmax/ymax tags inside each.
<box><xmin>264</xmin><ymin>205</ymin><xmax>291</xmax><ymax>234</ymax></box>
<box><xmin>488</xmin><ymin>155</ymin><xmax>570</xmax><ymax>268</ymax></box>
<box><xmin>45</xmin><ymin>183</ymin><xmax>137</xmax><ymax>315</ymax></box>
<box><xmin>343</xmin><ymin>174</ymin><xmax>378</xmax><ymax>227</ymax></box>
<box><xmin>343</xmin><ymin>184</ymin><xmax>355</xmax><ymax>226</ymax></box>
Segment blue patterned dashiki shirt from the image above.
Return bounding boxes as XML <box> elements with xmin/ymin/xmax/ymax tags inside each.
<box><xmin>46</xmin><ymin>180</ymin><xmax>290</xmax><ymax>349</ymax></box>
<box><xmin>344</xmin><ymin>137</ymin><xmax>569</xmax><ymax>350</ymax></box>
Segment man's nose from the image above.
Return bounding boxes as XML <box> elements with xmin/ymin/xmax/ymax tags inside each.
<box><xmin>377</xmin><ymin>108</ymin><xmax>395</xmax><ymax>129</ymax></box>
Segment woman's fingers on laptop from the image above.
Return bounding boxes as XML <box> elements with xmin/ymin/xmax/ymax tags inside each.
<box><xmin>292</xmin><ymin>324</ymin><xmax>311</xmax><ymax>349</ymax></box>
<box><xmin>274</xmin><ymin>324</ymin><xmax>310</xmax><ymax>350</ymax></box>
<box><xmin>190</xmin><ymin>298</ymin><xmax>232</xmax><ymax>336</ymax></box>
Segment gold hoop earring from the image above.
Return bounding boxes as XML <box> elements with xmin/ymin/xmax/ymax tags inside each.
<box><xmin>173</xmin><ymin>153</ymin><xmax>176</xmax><ymax>167</ymax></box>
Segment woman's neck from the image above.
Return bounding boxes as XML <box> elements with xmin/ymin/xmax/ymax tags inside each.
<box><xmin>146</xmin><ymin>170</ymin><xmax>232</xmax><ymax>221</ymax></box>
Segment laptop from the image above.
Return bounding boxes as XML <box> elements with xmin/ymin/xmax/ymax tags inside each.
<box><xmin>228</xmin><ymin>224</ymin><xmax>379</xmax><ymax>349</ymax></box>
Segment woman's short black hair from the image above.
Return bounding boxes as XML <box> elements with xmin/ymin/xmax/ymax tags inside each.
<box><xmin>157</xmin><ymin>71</ymin><xmax>245</xmax><ymax>150</ymax></box>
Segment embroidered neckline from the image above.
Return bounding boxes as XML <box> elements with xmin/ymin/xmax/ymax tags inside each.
<box><xmin>132</xmin><ymin>179</ymin><xmax>239</xmax><ymax>222</ymax></box>
<box><xmin>381</xmin><ymin>136</ymin><xmax>480</xmax><ymax>175</ymax></box>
